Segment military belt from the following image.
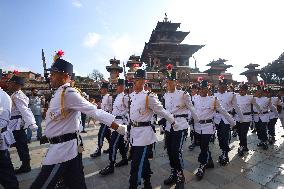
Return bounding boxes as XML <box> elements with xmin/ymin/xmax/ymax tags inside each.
<box><xmin>48</xmin><ymin>133</ymin><xmax>77</xmax><ymax>144</ymax></box>
<box><xmin>199</xmin><ymin>119</ymin><xmax>213</xmax><ymax>124</ymax></box>
<box><xmin>132</xmin><ymin>121</ymin><xmax>151</xmax><ymax>127</ymax></box>
<box><xmin>115</xmin><ymin>116</ymin><xmax>124</xmax><ymax>119</ymax></box>
<box><xmin>10</xmin><ymin>115</ymin><xmax>22</xmax><ymax>120</ymax></box>
<box><xmin>216</xmin><ymin>110</ymin><xmax>233</xmax><ymax>114</ymax></box>
<box><xmin>174</xmin><ymin>114</ymin><xmax>188</xmax><ymax>118</ymax></box>
<box><xmin>243</xmin><ymin>112</ymin><xmax>251</xmax><ymax>115</ymax></box>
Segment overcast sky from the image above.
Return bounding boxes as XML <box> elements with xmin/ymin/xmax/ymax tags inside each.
<box><xmin>0</xmin><ymin>0</ymin><xmax>283</xmax><ymax>81</ymax></box>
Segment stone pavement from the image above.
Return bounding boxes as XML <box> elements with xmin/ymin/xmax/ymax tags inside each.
<box><xmin>3</xmin><ymin>120</ymin><xmax>284</xmax><ymax>189</ymax></box>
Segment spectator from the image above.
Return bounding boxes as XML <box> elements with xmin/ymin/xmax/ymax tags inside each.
<box><xmin>27</xmin><ymin>88</ymin><xmax>43</xmax><ymax>142</ymax></box>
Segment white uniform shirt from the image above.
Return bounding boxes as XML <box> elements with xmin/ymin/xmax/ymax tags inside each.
<box><xmin>164</xmin><ymin>89</ymin><xmax>198</xmax><ymax>131</ymax></box>
<box><xmin>195</xmin><ymin>96</ymin><xmax>235</xmax><ymax>135</ymax></box>
<box><xmin>101</xmin><ymin>94</ymin><xmax>112</xmax><ymax>112</ymax></box>
<box><xmin>8</xmin><ymin>90</ymin><xmax>37</xmax><ymax>131</ymax></box>
<box><xmin>0</xmin><ymin>88</ymin><xmax>15</xmax><ymax>150</ymax></box>
<box><xmin>254</xmin><ymin>97</ymin><xmax>277</xmax><ymax>123</ymax></box>
<box><xmin>269</xmin><ymin>97</ymin><xmax>282</xmax><ymax>119</ymax></box>
<box><xmin>130</xmin><ymin>90</ymin><xmax>174</xmax><ymax>146</ymax></box>
<box><xmin>43</xmin><ymin>83</ymin><xmax>115</xmax><ymax>165</ymax></box>
<box><xmin>112</xmin><ymin>92</ymin><xmax>129</xmax><ymax>125</ymax></box>
<box><xmin>214</xmin><ymin>92</ymin><xmax>243</xmax><ymax>124</ymax></box>
<box><xmin>235</xmin><ymin>94</ymin><xmax>261</xmax><ymax>122</ymax></box>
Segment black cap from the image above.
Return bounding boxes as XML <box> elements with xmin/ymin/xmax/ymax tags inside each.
<box><xmin>145</xmin><ymin>83</ymin><xmax>153</xmax><ymax>88</ymax></box>
<box><xmin>219</xmin><ymin>79</ymin><xmax>229</xmax><ymax>86</ymax></box>
<box><xmin>48</xmin><ymin>58</ymin><xmax>73</xmax><ymax>76</ymax></box>
<box><xmin>256</xmin><ymin>85</ymin><xmax>264</xmax><ymax>91</ymax></box>
<box><xmin>127</xmin><ymin>82</ymin><xmax>134</xmax><ymax>88</ymax></box>
<box><xmin>191</xmin><ymin>84</ymin><xmax>198</xmax><ymax>89</ymax></box>
<box><xmin>165</xmin><ymin>70</ymin><xmax>177</xmax><ymax>81</ymax></box>
<box><xmin>71</xmin><ymin>73</ymin><xmax>76</xmax><ymax>81</ymax></box>
<box><xmin>200</xmin><ymin>80</ymin><xmax>208</xmax><ymax>88</ymax></box>
<box><xmin>134</xmin><ymin>69</ymin><xmax>146</xmax><ymax>79</ymax></box>
<box><xmin>117</xmin><ymin>79</ymin><xmax>125</xmax><ymax>86</ymax></box>
<box><xmin>101</xmin><ymin>82</ymin><xmax>109</xmax><ymax>89</ymax></box>
<box><xmin>239</xmin><ymin>84</ymin><xmax>249</xmax><ymax>91</ymax></box>
<box><xmin>8</xmin><ymin>75</ymin><xmax>25</xmax><ymax>86</ymax></box>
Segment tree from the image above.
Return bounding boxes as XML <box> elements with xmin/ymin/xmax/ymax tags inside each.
<box><xmin>88</xmin><ymin>69</ymin><xmax>104</xmax><ymax>82</ymax></box>
<box><xmin>260</xmin><ymin>52</ymin><xmax>284</xmax><ymax>85</ymax></box>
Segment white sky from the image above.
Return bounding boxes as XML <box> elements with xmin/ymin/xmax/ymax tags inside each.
<box><xmin>162</xmin><ymin>0</ymin><xmax>284</xmax><ymax>81</ymax></box>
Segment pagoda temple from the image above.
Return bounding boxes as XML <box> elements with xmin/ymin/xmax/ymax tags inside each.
<box><xmin>240</xmin><ymin>63</ymin><xmax>262</xmax><ymax>84</ymax></box>
<box><xmin>106</xmin><ymin>57</ymin><xmax>123</xmax><ymax>83</ymax></box>
<box><xmin>204</xmin><ymin>58</ymin><xmax>233</xmax><ymax>83</ymax></box>
<box><xmin>140</xmin><ymin>14</ymin><xmax>204</xmax><ymax>73</ymax></box>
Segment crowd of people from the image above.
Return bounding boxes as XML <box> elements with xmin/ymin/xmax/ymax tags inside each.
<box><xmin>0</xmin><ymin>56</ymin><xmax>284</xmax><ymax>189</ymax></box>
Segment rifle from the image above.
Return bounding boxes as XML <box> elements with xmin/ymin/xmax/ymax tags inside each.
<box><xmin>122</xmin><ymin>62</ymin><xmax>132</xmax><ymax>160</ymax></box>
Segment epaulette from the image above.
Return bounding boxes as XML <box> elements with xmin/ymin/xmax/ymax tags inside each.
<box><xmin>148</xmin><ymin>92</ymin><xmax>157</xmax><ymax>97</ymax></box>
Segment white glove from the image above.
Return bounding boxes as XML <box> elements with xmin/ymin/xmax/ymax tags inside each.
<box><xmin>29</xmin><ymin>124</ymin><xmax>38</xmax><ymax>132</ymax></box>
<box><xmin>230</xmin><ymin>120</ymin><xmax>236</xmax><ymax>128</ymax></box>
<box><xmin>171</xmin><ymin>122</ymin><xmax>178</xmax><ymax>129</ymax></box>
<box><xmin>116</xmin><ymin>124</ymin><xmax>127</xmax><ymax>136</ymax></box>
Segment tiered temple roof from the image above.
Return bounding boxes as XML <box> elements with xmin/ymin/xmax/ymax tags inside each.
<box><xmin>141</xmin><ymin>14</ymin><xmax>204</xmax><ymax>70</ymax></box>
<box><xmin>204</xmin><ymin>58</ymin><xmax>232</xmax><ymax>75</ymax></box>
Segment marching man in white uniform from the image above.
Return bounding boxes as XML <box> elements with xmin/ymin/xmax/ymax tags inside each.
<box><xmin>213</xmin><ymin>79</ymin><xmax>243</xmax><ymax>166</ymax></box>
<box><xmin>90</xmin><ymin>82</ymin><xmax>113</xmax><ymax>158</ymax></box>
<box><xmin>128</xmin><ymin>69</ymin><xmax>175</xmax><ymax>189</ymax></box>
<box><xmin>253</xmin><ymin>85</ymin><xmax>277</xmax><ymax>150</ymax></box>
<box><xmin>235</xmin><ymin>84</ymin><xmax>262</xmax><ymax>156</ymax></box>
<box><xmin>30</xmin><ymin>56</ymin><xmax>127</xmax><ymax>189</ymax></box>
<box><xmin>7</xmin><ymin>75</ymin><xmax>38</xmax><ymax>174</ymax></box>
<box><xmin>163</xmin><ymin>69</ymin><xmax>199</xmax><ymax>189</ymax></box>
<box><xmin>0</xmin><ymin>87</ymin><xmax>19</xmax><ymax>189</ymax></box>
<box><xmin>99</xmin><ymin>79</ymin><xmax>129</xmax><ymax>176</ymax></box>
<box><xmin>194</xmin><ymin>80</ymin><xmax>236</xmax><ymax>180</ymax></box>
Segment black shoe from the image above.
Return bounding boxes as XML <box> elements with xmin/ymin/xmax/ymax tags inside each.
<box><xmin>103</xmin><ymin>149</ymin><xmax>110</xmax><ymax>154</ymax></box>
<box><xmin>257</xmin><ymin>142</ymin><xmax>264</xmax><ymax>147</ymax></box>
<box><xmin>262</xmin><ymin>142</ymin><xmax>268</xmax><ymax>150</ymax></box>
<box><xmin>210</xmin><ymin>134</ymin><xmax>215</xmax><ymax>143</ymax></box>
<box><xmin>142</xmin><ymin>178</ymin><xmax>152</xmax><ymax>189</ymax></box>
<box><xmin>90</xmin><ymin>150</ymin><xmax>101</xmax><ymax>158</ymax></box>
<box><xmin>15</xmin><ymin>164</ymin><xmax>31</xmax><ymax>174</ymax></box>
<box><xmin>268</xmin><ymin>136</ymin><xmax>275</xmax><ymax>144</ymax></box>
<box><xmin>81</xmin><ymin>130</ymin><xmax>87</xmax><ymax>133</ymax></box>
<box><xmin>238</xmin><ymin>147</ymin><xmax>244</xmax><ymax>157</ymax></box>
<box><xmin>219</xmin><ymin>152</ymin><xmax>229</xmax><ymax>166</ymax></box>
<box><xmin>188</xmin><ymin>143</ymin><xmax>196</xmax><ymax>151</ymax></box>
<box><xmin>232</xmin><ymin>131</ymin><xmax>238</xmax><ymax>137</ymax></box>
<box><xmin>99</xmin><ymin>165</ymin><xmax>114</xmax><ymax>176</ymax></box>
<box><xmin>115</xmin><ymin>159</ymin><xmax>128</xmax><ymax>167</ymax></box>
<box><xmin>164</xmin><ymin>170</ymin><xmax>177</xmax><ymax>185</ymax></box>
<box><xmin>175</xmin><ymin>173</ymin><xmax>185</xmax><ymax>189</ymax></box>
<box><xmin>243</xmin><ymin>147</ymin><xmax>249</xmax><ymax>152</ymax></box>
<box><xmin>206</xmin><ymin>159</ymin><xmax>214</xmax><ymax>169</ymax></box>
<box><xmin>195</xmin><ymin>164</ymin><xmax>206</xmax><ymax>180</ymax></box>
<box><xmin>27</xmin><ymin>139</ymin><xmax>31</xmax><ymax>144</ymax></box>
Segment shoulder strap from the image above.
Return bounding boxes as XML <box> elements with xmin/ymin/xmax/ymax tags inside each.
<box><xmin>145</xmin><ymin>92</ymin><xmax>151</xmax><ymax>113</ymax></box>
<box><xmin>60</xmin><ymin>86</ymin><xmax>72</xmax><ymax>119</ymax></box>
<box><xmin>213</xmin><ymin>96</ymin><xmax>217</xmax><ymax>111</ymax></box>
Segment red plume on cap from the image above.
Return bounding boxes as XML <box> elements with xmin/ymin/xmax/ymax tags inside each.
<box><xmin>197</xmin><ymin>76</ymin><xmax>203</xmax><ymax>82</ymax></box>
<box><xmin>259</xmin><ymin>80</ymin><xmax>265</xmax><ymax>86</ymax></box>
<box><xmin>57</xmin><ymin>50</ymin><xmax>64</xmax><ymax>57</ymax></box>
<box><xmin>219</xmin><ymin>75</ymin><xmax>224</xmax><ymax>80</ymax></box>
<box><xmin>166</xmin><ymin>64</ymin><xmax>173</xmax><ymax>71</ymax></box>
<box><xmin>13</xmin><ymin>70</ymin><xmax>19</xmax><ymax>75</ymax></box>
<box><xmin>53</xmin><ymin>50</ymin><xmax>64</xmax><ymax>63</ymax></box>
<box><xmin>241</xmin><ymin>81</ymin><xmax>245</xmax><ymax>84</ymax></box>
